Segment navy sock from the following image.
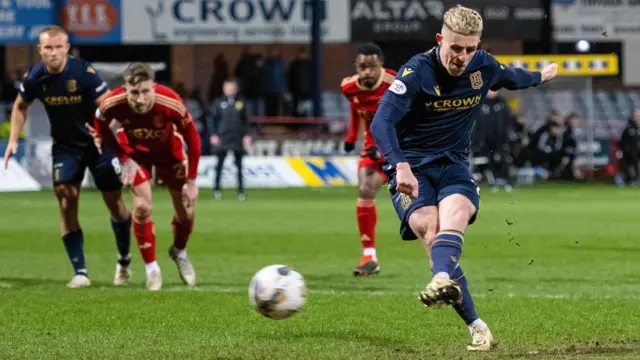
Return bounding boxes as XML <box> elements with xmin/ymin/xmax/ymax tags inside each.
<box><xmin>62</xmin><ymin>229</ymin><xmax>87</xmax><ymax>276</ymax></box>
<box><xmin>111</xmin><ymin>217</ymin><xmax>132</xmax><ymax>266</ymax></box>
<box><xmin>451</xmin><ymin>265</ymin><xmax>479</xmax><ymax>325</ymax></box>
<box><xmin>430</xmin><ymin>231</ymin><xmax>464</xmax><ymax>277</ymax></box>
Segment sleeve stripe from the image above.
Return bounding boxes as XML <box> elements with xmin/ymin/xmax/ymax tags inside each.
<box><xmin>156</xmin><ymin>95</ymin><xmax>187</xmax><ymax>117</ymax></box>
<box><xmin>99</xmin><ymin>93</ymin><xmax>127</xmax><ymax>113</ymax></box>
<box><xmin>341</xmin><ymin>75</ymin><xmax>358</xmax><ymax>88</ymax></box>
<box><xmin>95</xmin><ymin>82</ymin><xmax>107</xmax><ymax>93</ymax></box>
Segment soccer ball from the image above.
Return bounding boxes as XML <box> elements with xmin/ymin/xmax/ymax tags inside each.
<box><xmin>248</xmin><ymin>264</ymin><xmax>307</xmax><ymax>320</ymax></box>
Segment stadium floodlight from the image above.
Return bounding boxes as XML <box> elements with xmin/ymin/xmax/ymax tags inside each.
<box><xmin>576</xmin><ymin>40</ymin><xmax>591</xmax><ymax>53</ymax></box>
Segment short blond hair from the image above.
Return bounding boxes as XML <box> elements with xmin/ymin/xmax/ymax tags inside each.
<box><xmin>40</xmin><ymin>25</ymin><xmax>68</xmax><ymax>37</ymax></box>
<box><xmin>443</xmin><ymin>5</ymin><xmax>483</xmax><ymax>36</ymax></box>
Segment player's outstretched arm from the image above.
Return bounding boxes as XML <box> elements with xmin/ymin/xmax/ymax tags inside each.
<box><xmin>490</xmin><ymin>56</ymin><xmax>558</xmax><ymax>91</ymax></box>
<box><xmin>3</xmin><ymin>95</ymin><xmax>31</xmax><ymax>169</ymax></box>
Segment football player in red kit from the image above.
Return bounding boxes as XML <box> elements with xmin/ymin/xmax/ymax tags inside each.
<box><xmin>92</xmin><ymin>62</ymin><xmax>201</xmax><ymax>291</ymax></box>
<box><xmin>341</xmin><ymin>43</ymin><xmax>396</xmax><ymax>276</ymax></box>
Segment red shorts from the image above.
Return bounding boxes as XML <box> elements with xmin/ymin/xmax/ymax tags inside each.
<box><xmin>358</xmin><ymin>152</ymin><xmax>387</xmax><ymax>183</ymax></box>
<box><xmin>131</xmin><ymin>155</ymin><xmax>187</xmax><ymax>190</ymax></box>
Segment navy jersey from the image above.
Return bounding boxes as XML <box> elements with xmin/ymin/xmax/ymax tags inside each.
<box><xmin>19</xmin><ymin>56</ymin><xmax>108</xmax><ymax>150</ymax></box>
<box><xmin>370</xmin><ymin>47</ymin><xmax>542</xmax><ymax>170</ymax></box>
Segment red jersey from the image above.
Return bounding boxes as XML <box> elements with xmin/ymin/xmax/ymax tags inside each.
<box><xmin>341</xmin><ymin>68</ymin><xmax>396</xmax><ymax>149</ymax></box>
<box><xmin>95</xmin><ymin>84</ymin><xmax>202</xmax><ymax>180</ymax></box>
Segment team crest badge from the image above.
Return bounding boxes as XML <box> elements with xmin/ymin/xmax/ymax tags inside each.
<box><xmin>153</xmin><ymin>116</ymin><xmax>165</xmax><ymax>128</ymax></box>
<box><xmin>400</xmin><ymin>193</ymin><xmax>412</xmax><ymax>210</ymax></box>
<box><xmin>235</xmin><ymin>101</ymin><xmax>244</xmax><ymax>110</ymax></box>
<box><xmin>469</xmin><ymin>71</ymin><xmax>483</xmax><ymax>89</ymax></box>
<box><xmin>66</xmin><ymin>80</ymin><xmax>77</xmax><ymax>93</ymax></box>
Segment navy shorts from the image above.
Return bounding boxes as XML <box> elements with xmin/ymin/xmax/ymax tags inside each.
<box><xmin>388</xmin><ymin>161</ymin><xmax>480</xmax><ymax>240</ymax></box>
<box><xmin>52</xmin><ymin>145</ymin><xmax>122</xmax><ymax>192</ymax></box>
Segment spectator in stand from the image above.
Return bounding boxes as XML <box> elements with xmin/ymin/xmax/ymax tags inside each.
<box><xmin>261</xmin><ymin>48</ymin><xmax>286</xmax><ymax>117</ymax></box>
<box><xmin>234</xmin><ymin>46</ymin><xmax>263</xmax><ymax>116</ymax></box>
<box><xmin>184</xmin><ymin>88</ymin><xmax>208</xmax><ymax>156</ymax></box>
<box><xmin>208</xmin><ymin>53</ymin><xmax>230</xmax><ymax>102</ymax></box>
<box><xmin>557</xmin><ymin>113</ymin><xmax>582</xmax><ymax>180</ymax></box>
<box><xmin>619</xmin><ymin>108</ymin><xmax>640</xmax><ymax>185</ymax></box>
<box><xmin>510</xmin><ymin>113</ymin><xmax>532</xmax><ymax>169</ymax></box>
<box><xmin>287</xmin><ymin>47</ymin><xmax>312</xmax><ymax>117</ymax></box>
<box><xmin>482</xmin><ymin>90</ymin><xmax>515</xmax><ymax>191</ymax></box>
<box><xmin>533</xmin><ymin>120</ymin><xmax>563</xmax><ymax>175</ymax></box>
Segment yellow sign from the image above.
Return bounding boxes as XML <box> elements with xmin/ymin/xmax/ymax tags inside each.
<box><xmin>493</xmin><ymin>54</ymin><xmax>619</xmax><ymax>76</ymax></box>
<box><xmin>287</xmin><ymin>157</ymin><xmax>350</xmax><ymax>187</ymax></box>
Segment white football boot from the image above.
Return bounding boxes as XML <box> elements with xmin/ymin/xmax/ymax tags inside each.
<box><xmin>113</xmin><ymin>263</ymin><xmax>132</xmax><ymax>286</ymax></box>
<box><xmin>169</xmin><ymin>246</ymin><xmax>196</xmax><ymax>286</ymax></box>
<box><xmin>66</xmin><ymin>274</ymin><xmax>91</xmax><ymax>288</ymax></box>
<box><xmin>146</xmin><ymin>270</ymin><xmax>162</xmax><ymax>291</ymax></box>
<box><xmin>419</xmin><ymin>274</ymin><xmax>462</xmax><ymax>307</ymax></box>
<box><xmin>467</xmin><ymin>323</ymin><xmax>494</xmax><ymax>351</ymax></box>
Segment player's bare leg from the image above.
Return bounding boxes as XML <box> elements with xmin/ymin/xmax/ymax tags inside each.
<box><xmin>130</xmin><ymin>181</ymin><xmax>161</xmax><ymax>291</ymax></box>
<box><xmin>353</xmin><ymin>167</ymin><xmax>384</xmax><ymax>276</ymax></box>
<box><xmin>102</xmin><ymin>190</ymin><xmax>133</xmax><ymax>285</ymax></box>
<box><xmin>167</xmin><ymin>187</ymin><xmax>196</xmax><ymax>286</ymax></box>
<box><xmin>55</xmin><ymin>184</ymin><xmax>90</xmax><ymax>288</ymax></box>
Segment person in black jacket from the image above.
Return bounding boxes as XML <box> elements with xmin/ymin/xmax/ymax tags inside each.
<box><xmin>209</xmin><ymin>78</ymin><xmax>252</xmax><ymax>200</ymax></box>
<box><xmin>557</xmin><ymin>113</ymin><xmax>582</xmax><ymax>179</ymax></box>
<box><xmin>477</xmin><ymin>90</ymin><xmax>514</xmax><ymax>191</ymax></box>
<box><xmin>619</xmin><ymin>108</ymin><xmax>640</xmax><ymax>185</ymax></box>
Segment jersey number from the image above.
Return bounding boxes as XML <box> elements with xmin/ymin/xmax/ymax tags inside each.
<box><xmin>111</xmin><ymin>158</ymin><xmax>122</xmax><ymax>175</ymax></box>
<box><xmin>173</xmin><ymin>163</ymin><xmax>186</xmax><ymax>179</ymax></box>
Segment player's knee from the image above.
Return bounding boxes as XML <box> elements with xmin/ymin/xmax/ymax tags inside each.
<box><xmin>408</xmin><ymin>207</ymin><xmax>438</xmax><ymax>240</ymax></box>
<box><xmin>55</xmin><ymin>186</ymin><xmax>79</xmax><ymax>212</ymax></box>
<box><xmin>133</xmin><ymin>202</ymin><xmax>152</xmax><ymax>222</ymax></box>
<box><xmin>175</xmin><ymin>208</ymin><xmax>192</xmax><ymax>223</ymax></box>
<box><xmin>440</xmin><ymin>196</ymin><xmax>476</xmax><ymax>229</ymax></box>
<box><xmin>103</xmin><ymin>191</ymin><xmax>130</xmax><ymax>220</ymax></box>
<box><xmin>358</xmin><ymin>183</ymin><xmax>377</xmax><ymax>199</ymax></box>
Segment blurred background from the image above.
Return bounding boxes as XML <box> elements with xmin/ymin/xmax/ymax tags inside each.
<box><xmin>1</xmin><ymin>0</ymin><xmax>639</xmax><ymax>192</ymax></box>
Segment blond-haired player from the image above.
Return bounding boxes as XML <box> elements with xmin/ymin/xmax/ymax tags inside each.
<box><xmin>371</xmin><ymin>5</ymin><xmax>558</xmax><ymax>351</ymax></box>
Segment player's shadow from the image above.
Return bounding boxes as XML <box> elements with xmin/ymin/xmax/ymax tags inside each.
<box><xmin>0</xmin><ymin>277</ymin><xmax>111</xmax><ymax>289</ymax></box>
<box><xmin>561</xmin><ymin>244</ymin><xmax>640</xmax><ymax>253</ymax></box>
<box><xmin>255</xmin><ymin>328</ymin><xmax>415</xmax><ymax>350</ymax></box>
<box><xmin>503</xmin><ymin>339</ymin><xmax>640</xmax><ymax>358</ymax></box>
<box><xmin>485</xmin><ymin>276</ymin><xmax>640</xmax><ymax>285</ymax></box>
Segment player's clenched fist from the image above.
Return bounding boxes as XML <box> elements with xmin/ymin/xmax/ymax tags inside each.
<box><xmin>395</xmin><ymin>162</ymin><xmax>419</xmax><ymax>199</ymax></box>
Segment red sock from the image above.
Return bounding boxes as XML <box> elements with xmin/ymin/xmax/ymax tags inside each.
<box><xmin>133</xmin><ymin>220</ymin><xmax>156</xmax><ymax>264</ymax></box>
<box><xmin>356</xmin><ymin>198</ymin><xmax>377</xmax><ymax>249</ymax></box>
<box><xmin>172</xmin><ymin>216</ymin><xmax>194</xmax><ymax>250</ymax></box>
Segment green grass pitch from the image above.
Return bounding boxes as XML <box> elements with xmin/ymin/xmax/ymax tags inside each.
<box><xmin>1</xmin><ymin>184</ymin><xmax>640</xmax><ymax>359</ymax></box>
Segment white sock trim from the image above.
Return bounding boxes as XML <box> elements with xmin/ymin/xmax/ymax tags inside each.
<box><xmin>363</xmin><ymin>248</ymin><xmax>377</xmax><ymax>260</ymax></box>
<box><xmin>468</xmin><ymin>319</ymin><xmax>487</xmax><ymax>333</ymax></box>
<box><xmin>436</xmin><ymin>231</ymin><xmax>464</xmax><ymax>243</ymax></box>
<box><xmin>145</xmin><ymin>261</ymin><xmax>160</xmax><ymax>276</ymax></box>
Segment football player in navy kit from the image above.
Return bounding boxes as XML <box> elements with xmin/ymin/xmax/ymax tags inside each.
<box><xmin>3</xmin><ymin>26</ymin><xmax>133</xmax><ymax>289</ymax></box>
<box><xmin>371</xmin><ymin>6</ymin><xmax>558</xmax><ymax>351</ymax></box>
